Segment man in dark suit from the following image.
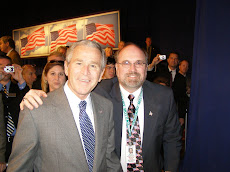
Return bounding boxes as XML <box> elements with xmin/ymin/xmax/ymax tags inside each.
<box><xmin>150</xmin><ymin>52</ymin><xmax>180</xmax><ymax>87</ymax></box>
<box><xmin>20</xmin><ymin>43</ymin><xmax>181</xmax><ymax>172</ymax></box>
<box><xmin>94</xmin><ymin>43</ymin><xmax>181</xmax><ymax>172</ymax></box>
<box><xmin>0</xmin><ymin>93</ymin><xmax>6</xmax><ymax>172</ymax></box>
<box><xmin>7</xmin><ymin>40</ymin><xmax>121</xmax><ymax>171</ymax></box>
<box><xmin>0</xmin><ymin>36</ymin><xmax>22</xmax><ymax>66</ymax></box>
<box><xmin>0</xmin><ymin>55</ymin><xmax>29</xmax><ymax>165</ymax></box>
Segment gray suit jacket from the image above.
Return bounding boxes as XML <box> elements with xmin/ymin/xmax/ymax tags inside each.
<box><xmin>94</xmin><ymin>78</ymin><xmax>182</xmax><ymax>172</ymax></box>
<box><xmin>7</xmin><ymin>87</ymin><xmax>121</xmax><ymax>172</ymax></box>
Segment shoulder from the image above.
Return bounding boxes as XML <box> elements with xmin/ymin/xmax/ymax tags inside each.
<box><xmin>91</xmin><ymin>91</ymin><xmax>113</xmax><ymax>107</ymax></box>
<box><xmin>9</xmin><ymin>50</ymin><xmax>20</xmax><ymax>57</ymax></box>
<box><xmin>143</xmin><ymin>80</ymin><xmax>174</xmax><ymax>99</ymax></box>
<box><xmin>93</xmin><ymin>77</ymin><xmax>118</xmax><ymax>98</ymax></box>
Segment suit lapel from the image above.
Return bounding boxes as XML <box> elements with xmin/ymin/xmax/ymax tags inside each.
<box><xmin>52</xmin><ymin>87</ymin><xmax>88</xmax><ymax>171</ymax></box>
<box><xmin>110</xmin><ymin>82</ymin><xmax>123</xmax><ymax>158</ymax></box>
<box><xmin>142</xmin><ymin>82</ymin><xmax>159</xmax><ymax>159</ymax></box>
<box><xmin>90</xmin><ymin>92</ymin><xmax>106</xmax><ymax>170</ymax></box>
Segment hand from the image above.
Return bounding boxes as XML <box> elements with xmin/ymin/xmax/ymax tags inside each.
<box><xmin>0</xmin><ymin>163</ymin><xmax>6</xmax><ymax>172</ymax></box>
<box><xmin>148</xmin><ymin>54</ymin><xmax>163</xmax><ymax>70</ymax></box>
<box><xmin>10</xmin><ymin>64</ymin><xmax>25</xmax><ymax>84</ymax></box>
<box><xmin>20</xmin><ymin>89</ymin><xmax>47</xmax><ymax>110</ymax></box>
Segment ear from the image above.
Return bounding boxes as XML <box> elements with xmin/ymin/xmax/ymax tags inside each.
<box><xmin>64</xmin><ymin>61</ymin><xmax>69</xmax><ymax>76</ymax></box>
<box><xmin>98</xmin><ymin>68</ymin><xmax>105</xmax><ymax>82</ymax></box>
<box><xmin>6</xmin><ymin>42</ymin><xmax>9</xmax><ymax>47</ymax></box>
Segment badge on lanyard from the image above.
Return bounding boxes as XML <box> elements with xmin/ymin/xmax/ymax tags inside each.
<box><xmin>126</xmin><ymin>144</ymin><xmax>136</xmax><ymax>164</ymax></box>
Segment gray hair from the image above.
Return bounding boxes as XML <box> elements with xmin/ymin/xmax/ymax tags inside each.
<box><xmin>66</xmin><ymin>40</ymin><xmax>107</xmax><ymax>71</ymax></box>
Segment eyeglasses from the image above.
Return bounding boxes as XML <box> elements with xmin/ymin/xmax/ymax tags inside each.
<box><xmin>117</xmin><ymin>60</ymin><xmax>147</xmax><ymax>68</ymax></box>
<box><xmin>48</xmin><ymin>60</ymin><xmax>64</xmax><ymax>65</ymax></box>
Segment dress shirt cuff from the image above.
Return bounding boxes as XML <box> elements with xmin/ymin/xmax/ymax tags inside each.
<box><xmin>17</xmin><ymin>82</ymin><xmax>26</xmax><ymax>90</ymax></box>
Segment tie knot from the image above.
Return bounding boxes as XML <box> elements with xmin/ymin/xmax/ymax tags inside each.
<box><xmin>79</xmin><ymin>100</ymin><xmax>87</xmax><ymax>110</ymax></box>
<box><xmin>128</xmin><ymin>94</ymin><xmax>135</xmax><ymax>102</ymax></box>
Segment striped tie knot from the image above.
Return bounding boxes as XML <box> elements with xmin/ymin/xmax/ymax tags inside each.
<box><xmin>79</xmin><ymin>100</ymin><xmax>87</xmax><ymax>111</ymax></box>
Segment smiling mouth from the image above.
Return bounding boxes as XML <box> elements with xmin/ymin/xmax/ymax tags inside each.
<box><xmin>79</xmin><ymin>79</ymin><xmax>90</xmax><ymax>83</ymax></box>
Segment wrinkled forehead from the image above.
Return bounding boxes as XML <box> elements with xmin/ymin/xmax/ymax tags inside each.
<box><xmin>118</xmin><ymin>45</ymin><xmax>146</xmax><ymax>62</ymax></box>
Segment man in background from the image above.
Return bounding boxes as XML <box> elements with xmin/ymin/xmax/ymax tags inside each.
<box><xmin>0</xmin><ymin>36</ymin><xmax>22</xmax><ymax>66</ymax></box>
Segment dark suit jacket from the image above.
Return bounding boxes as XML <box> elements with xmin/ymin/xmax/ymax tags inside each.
<box><xmin>173</xmin><ymin>73</ymin><xmax>189</xmax><ymax>118</ymax></box>
<box><xmin>7</xmin><ymin>87</ymin><xmax>121</xmax><ymax>172</ymax></box>
<box><xmin>2</xmin><ymin>82</ymin><xmax>29</xmax><ymax>162</ymax></box>
<box><xmin>94</xmin><ymin>78</ymin><xmax>182</xmax><ymax>172</ymax></box>
<box><xmin>2</xmin><ymin>82</ymin><xmax>29</xmax><ymax>129</ymax></box>
<box><xmin>8</xmin><ymin>50</ymin><xmax>22</xmax><ymax>66</ymax></box>
<box><xmin>0</xmin><ymin>93</ymin><xmax>6</xmax><ymax>163</ymax></box>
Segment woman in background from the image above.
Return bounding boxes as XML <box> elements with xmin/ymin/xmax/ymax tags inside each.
<box><xmin>41</xmin><ymin>61</ymin><xmax>66</xmax><ymax>93</ymax></box>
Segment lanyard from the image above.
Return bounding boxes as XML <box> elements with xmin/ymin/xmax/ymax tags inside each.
<box><xmin>121</xmin><ymin>88</ymin><xmax>143</xmax><ymax>137</ymax></box>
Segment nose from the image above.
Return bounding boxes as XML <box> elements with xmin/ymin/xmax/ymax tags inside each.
<box><xmin>129</xmin><ymin>63</ymin><xmax>137</xmax><ymax>72</ymax></box>
<box><xmin>33</xmin><ymin>74</ymin><xmax>37</xmax><ymax>81</ymax></box>
<box><xmin>81</xmin><ymin>65</ymin><xmax>90</xmax><ymax>75</ymax></box>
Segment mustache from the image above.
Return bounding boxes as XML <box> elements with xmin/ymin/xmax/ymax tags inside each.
<box><xmin>125</xmin><ymin>72</ymin><xmax>140</xmax><ymax>77</ymax></box>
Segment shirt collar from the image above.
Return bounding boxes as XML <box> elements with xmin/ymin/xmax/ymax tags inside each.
<box><xmin>0</xmin><ymin>80</ymin><xmax>11</xmax><ymax>91</ymax></box>
<box><xmin>168</xmin><ymin>66</ymin><xmax>177</xmax><ymax>72</ymax></box>
<box><xmin>6</xmin><ymin>48</ymin><xmax>13</xmax><ymax>56</ymax></box>
<box><xmin>119</xmin><ymin>84</ymin><xmax>142</xmax><ymax>101</ymax></box>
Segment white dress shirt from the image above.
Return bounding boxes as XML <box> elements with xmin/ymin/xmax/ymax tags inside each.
<box><xmin>168</xmin><ymin>66</ymin><xmax>177</xmax><ymax>82</ymax></box>
<box><xmin>119</xmin><ymin>85</ymin><xmax>144</xmax><ymax>171</ymax></box>
<box><xmin>64</xmin><ymin>81</ymin><xmax>95</xmax><ymax>155</ymax></box>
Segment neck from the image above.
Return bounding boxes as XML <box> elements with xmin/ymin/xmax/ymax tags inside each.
<box><xmin>168</xmin><ymin>66</ymin><xmax>176</xmax><ymax>71</ymax></box>
<box><xmin>6</xmin><ymin>47</ymin><xmax>12</xmax><ymax>53</ymax></box>
<box><xmin>0</xmin><ymin>79</ymin><xmax>10</xmax><ymax>86</ymax></box>
<box><xmin>179</xmin><ymin>71</ymin><xmax>186</xmax><ymax>76</ymax></box>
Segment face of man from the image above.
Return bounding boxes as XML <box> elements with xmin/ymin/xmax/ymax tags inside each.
<box><xmin>65</xmin><ymin>45</ymin><xmax>104</xmax><ymax>100</ymax></box>
<box><xmin>145</xmin><ymin>38</ymin><xmax>152</xmax><ymax>47</ymax></box>
<box><xmin>167</xmin><ymin>53</ymin><xmax>179</xmax><ymax>70</ymax></box>
<box><xmin>179</xmin><ymin>61</ymin><xmax>189</xmax><ymax>75</ymax></box>
<box><xmin>0</xmin><ymin>58</ymin><xmax>12</xmax><ymax>83</ymax></box>
<box><xmin>115</xmin><ymin>45</ymin><xmax>147</xmax><ymax>93</ymax></box>
<box><xmin>0</xmin><ymin>40</ymin><xmax>9</xmax><ymax>53</ymax></box>
<box><xmin>22</xmin><ymin>66</ymin><xmax>37</xmax><ymax>87</ymax></box>
<box><xmin>103</xmin><ymin>64</ymin><xmax>115</xmax><ymax>79</ymax></box>
<box><xmin>58</xmin><ymin>48</ymin><xmax>67</xmax><ymax>55</ymax></box>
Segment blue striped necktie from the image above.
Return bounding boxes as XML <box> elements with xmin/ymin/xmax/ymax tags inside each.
<box><xmin>79</xmin><ymin>100</ymin><xmax>95</xmax><ymax>172</ymax></box>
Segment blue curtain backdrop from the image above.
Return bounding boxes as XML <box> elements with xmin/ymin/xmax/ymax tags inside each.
<box><xmin>182</xmin><ymin>0</ymin><xmax>230</xmax><ymax>171</ymax></box>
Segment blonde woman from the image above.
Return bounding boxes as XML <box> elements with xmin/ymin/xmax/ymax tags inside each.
<box><xmin>41</xmin><ymin>61</ymin><xmax>66</xmax><ymax>93</ymax></box>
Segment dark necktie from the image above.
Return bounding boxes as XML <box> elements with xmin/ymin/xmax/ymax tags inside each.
<box><xmin>127</xmin><ymin>94</ymin><xmax>144</xmax><ymax>171</ymax></box>
<box><xmin>170</xmin><ymin>71</ymin><xmax>173</xmax><ymax>87</ymax></box>
<box><xmin>79</xmin><ymin>100</ymin><xmax>95</xmax><ymax>172</ymax></box>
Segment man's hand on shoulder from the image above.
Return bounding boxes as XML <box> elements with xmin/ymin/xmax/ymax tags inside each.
<box><xmin>20</xmin><ymin>89</ymin><xmax>47</xmax><ymax>110</ymax></box>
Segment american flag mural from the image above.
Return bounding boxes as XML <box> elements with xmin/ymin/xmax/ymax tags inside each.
<box><xmin>50</xmin><ymin>24</ymin><xmax>77</xmax><ymax>52</ymax></box>
<box><xmin>86</xmin><ymin>23</ymin><xmax>115</xmax><ymax>47</ymax></box>
<box><xmin>21</xmin><ymin>27</ymin><xmax>45</xmax><ymax>56</ymax></box>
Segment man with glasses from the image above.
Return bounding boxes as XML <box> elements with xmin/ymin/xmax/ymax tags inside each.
<box><xmin>20</xmin><ymin>42</ymin><xmax>181</xmax><ymax>172</ymax></box>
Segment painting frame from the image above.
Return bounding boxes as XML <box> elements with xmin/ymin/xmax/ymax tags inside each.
<box><xmin>13</xmin><ymin>10</ymin><xmax>120</xmax><ymax>58</ymax></box>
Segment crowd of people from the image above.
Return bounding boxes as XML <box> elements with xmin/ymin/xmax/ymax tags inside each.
<box><xmin>0</xmin><ymin>35</ymin><xmax>191</xmax><ymax>172</ymax></box>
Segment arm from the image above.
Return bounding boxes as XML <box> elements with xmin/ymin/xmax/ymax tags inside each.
<box><xmin>7</xmin><ymin>108</ymin><xmax>39</xmax><ymax>172</ymax></box>
<box><xmin>147</xmin><ymin>54</ymin><xmax>163</xmax><ymax>71</ymax></box>
<box><xmin>163</xmin><ymin>90</ymin><xmax>182</xmax><ymax>172</ymax></box>
<box><xmin>106</xmin><ymin>103</ymin><xmax>122</xmax><ymax>172</ymax></box>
